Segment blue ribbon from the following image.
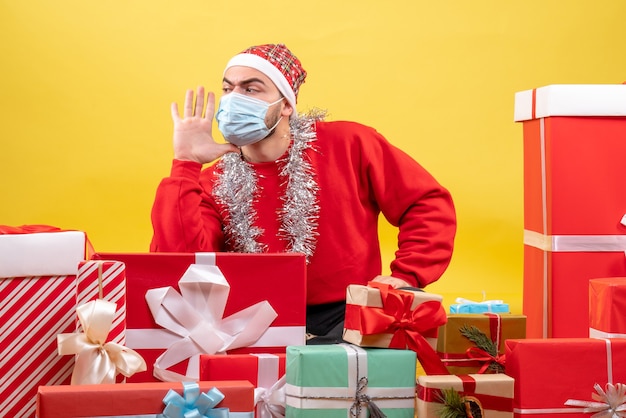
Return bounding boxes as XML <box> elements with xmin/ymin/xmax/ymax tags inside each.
<box><xmin>162</xmin><ymin>382</ymin><xmax>230</xmax><ymax>418</ymax></box>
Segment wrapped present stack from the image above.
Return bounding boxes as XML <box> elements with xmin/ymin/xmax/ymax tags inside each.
<box><xmin>514</xmin><ymin>84</ymin><xmax>626</xmax><ymax>338</ymax></box>
<box><xmin>437</xmin><ymin>298</ymin><xmax>526</xmax><ymax>376</ymax></box>
<box><xmin>0</xmin><ymin>226</ymin><xmax>88</xmax><ymax>417</ymax></box>
<box><xmin>503</xmin><ymin>84</ymin><xmax>626</xmax><ymax>417</ymax></box>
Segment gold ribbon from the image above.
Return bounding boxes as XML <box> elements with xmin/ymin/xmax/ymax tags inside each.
<box><xmin>57</xmin><ymin>299</ymin><xmax>146</xmax><ymax>384</ymax></box>
<box><xmin>565</xmin><ymin>383</ymin><xmax>626</xmax><ymax>417</ymax></box>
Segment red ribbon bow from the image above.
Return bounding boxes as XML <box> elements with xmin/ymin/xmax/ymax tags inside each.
<box><xmin>349</xmin><ymin>282</ymin><xmax>449</xmax><ymax>375</ymax></box>
<box><xmin>465</xmin><ymin>347</ymin><xmax>506</xmax><ymax>374</ymax></box>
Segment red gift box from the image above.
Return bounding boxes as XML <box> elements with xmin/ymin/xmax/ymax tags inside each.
<box><xmin>506</xmin><ymin>338</ymin><xmax>626</xmax><ymax>417</ymax></box>
<box><xmin>589</xmin><ymin>277</ymin><xmax>626</xmax><ymax>338</ymax></box>
<box><xmin>91</xmin><ymin>252</ymin><xmax>306</xmax><ymax>382</ymax></box>
<box><xmin>515</xmin><ymin>85</ymin><xmax>626</xmax><ymax>338</ymax></box>
<box><xmin>200</xmin><ymin>353</ymin><xmax>286</xmax><ymax>417</ymax></box>
<box><xmin>36</xmin><ymin>380</ymin><xmax>254</xmax><ymax>418</ymax></box>
<box><xmin>0</xmin><ymin>227</ymin><xmax>87</xmax><ymax>418</ymax></box>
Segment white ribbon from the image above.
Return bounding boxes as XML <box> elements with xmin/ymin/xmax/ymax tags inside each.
<box><xmin>255</xmin><ymin>375</ymin><xmax>287</xmax><ymax>418</ymax></box>
<box><xmin>57</xmin><ymin>299</ymin><xmax>147</xmax><ymax>384</ymax></box>
<box><xmin>524</xmin><ymin>230</ymin><xmax>626</xmax><ymax>252</ymax></box>
<box><xmin>145</xmin><ymin>264</ymin><xmax>278</xmax><ymax>382</ymax></box>
<box><xmin>565</xmin><ymin>383</ymin><xmax>626</xmax><ymax>417</ymax></box>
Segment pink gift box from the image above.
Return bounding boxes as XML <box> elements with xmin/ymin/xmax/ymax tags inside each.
<box><xmin>0</xmin><ymin>229</ymin><xmax>87</xmax><ymax>418</ymax></box>
<box><xmin>92</xmin><ymin>252</ymin><xmax>306</xmax><ymax>382</ymax></box>
<box><xmin>515</xmin><ymin>85</ymin><xmax>626</xmax><ymax>338</ymax></box>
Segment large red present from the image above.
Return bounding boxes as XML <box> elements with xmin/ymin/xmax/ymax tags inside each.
<box><xmin>589</xmin><ymin>277</ymin><xmax>626</xmax><ymax>338</ymax></box>
<box><xmin>515</xmin><ymin>84</ymin><xmax>626</xmax><ymax>338</ymax></box>
<box><xmin>91</xmin><ymin>252</ymin><xmax>306</xmax><ymax>382</ymax></box>
<box><xmin>36</xmin><ymin>380</ymin><xmax>254</xmax><ymax>418</ymax></box>
<box><xmin>506</xmin><ymin>337</ymin><xmax>626</xmax><ymax>417</ymax></box>
<box><xmin>200</xmin><ymin>353</ymin><xmax>286</xmax><ymax>417</ymax></box>
<box><xmin>0</xmin><ymin>226</ymin><xmax>87</xmax><ymax>418</ymax></box>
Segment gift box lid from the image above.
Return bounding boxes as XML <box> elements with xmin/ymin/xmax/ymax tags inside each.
<box><xmin>0</xmin><ymin>230</ymin><xmax>87</xmax><ymax>278</ymax></box>
<box><xmin>514</xmin><ymin>84</ymin><xmax>626</xmax><ymax>121</ymax></box>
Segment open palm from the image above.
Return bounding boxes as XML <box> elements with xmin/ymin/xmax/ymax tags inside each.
<box><xmin>171</xmin><ymin>86</ymin><xmax>238</xmax><ymax>164</ymax></box>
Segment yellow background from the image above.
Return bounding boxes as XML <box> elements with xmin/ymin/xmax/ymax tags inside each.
<box><xmin>2</xmin><ymin>1</ymin><xmax>625</xmax><ymax>313</ymax></box>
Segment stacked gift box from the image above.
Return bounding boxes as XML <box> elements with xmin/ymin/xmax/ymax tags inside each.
<box><xmin>0</xmin><ymin>227</ymin><xmax>88</xmax><ymax>417</ymax></box>
<box><xmin>514</xmin><ymin>84</ymin><xmax>626</xmax><ymax>339</ymax></box>
<box><xmin>506</xmin><ymin>84</ymin><xmax>626</xmax><ymax>417</ymax></box>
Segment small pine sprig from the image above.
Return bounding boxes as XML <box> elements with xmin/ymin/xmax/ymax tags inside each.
<box><xmin>437</xmin><ymin>387</ymin><xmax>467</xmax><ymax>418</ymax></box>
<box><xmin>459</xmin><ymin>324</ymin><xmax>504</xmax><ymax>373</ymax></box>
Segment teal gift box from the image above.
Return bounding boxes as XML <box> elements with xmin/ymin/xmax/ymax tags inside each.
<box><xmin>285</xmin><ymin>344</ymin><xmax>416</xmax><ymax>418</ymax></box>
<box><xmin>449</xmin><ymin>298</ymin><xmax>510</xmax><ymax>314</ymax></box>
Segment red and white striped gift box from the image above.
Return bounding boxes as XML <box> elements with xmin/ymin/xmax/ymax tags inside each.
<box><xmin>0</xmin><ymin>227</ymin><xmax>87</xmax><ymax>418</ymax></box>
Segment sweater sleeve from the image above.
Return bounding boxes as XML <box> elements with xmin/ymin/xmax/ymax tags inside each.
<box><xmin>360</xmin><ymin>125</ymin><xmax>457</xmax><ymax>288</ymax></box>
<box><xmin>150</xmin><ymin>159</ymin><xmax>224</xmax><ymax>252</ymax></box>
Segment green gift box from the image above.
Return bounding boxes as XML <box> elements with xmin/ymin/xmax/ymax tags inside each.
<box><xmin>285</xmin><ymin>344</ymin><xmax>416</xmax><ymax>418</ymax></box>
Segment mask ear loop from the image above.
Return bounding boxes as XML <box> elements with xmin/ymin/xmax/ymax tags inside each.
<box><xmin>264</xmin><ymin>96</ymin><xmax>285</xmax><ymax>138</ymax></box>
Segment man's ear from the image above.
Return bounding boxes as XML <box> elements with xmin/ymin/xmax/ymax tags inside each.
<box><xmin>282</xmin><ymin>100</ymin><xmax>294</xmax><ymax>118</ymax></box>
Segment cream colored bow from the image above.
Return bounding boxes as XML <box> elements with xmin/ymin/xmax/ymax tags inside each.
<box><xmin>57</xmin><ymin>299</ymin><xmax>146</xmax><ymax>384</ymax></box>
<box><xmin>565</xmin><ymin>383</ymin><xmax>626</xmax><ymax>417</ymax></box>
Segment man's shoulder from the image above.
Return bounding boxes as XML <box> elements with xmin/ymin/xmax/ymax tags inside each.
<box><xmin>315</xmin><ymin>119</ymin><xmax>378</xmax><ymax>137</ymax></box>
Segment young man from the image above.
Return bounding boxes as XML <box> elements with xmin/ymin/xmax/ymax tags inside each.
<box><xmin>150</xmin><ymin>43</ymin><xmax>456</xmax><ymax>343</ymax></box>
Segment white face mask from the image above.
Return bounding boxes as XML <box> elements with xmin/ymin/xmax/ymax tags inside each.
<box><xmin>215</xmin><ymin>93</ymin><xmax>283</xmax><ymax>146</ymax></box>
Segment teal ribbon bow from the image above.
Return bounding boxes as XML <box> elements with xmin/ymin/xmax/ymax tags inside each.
<box><xmin>163</xmin><ymin>382</ymin><xmax>230</xmax><ymax>418</ymax></box>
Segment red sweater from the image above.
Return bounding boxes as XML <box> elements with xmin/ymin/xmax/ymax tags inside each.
<box><xmin>151</xmin><ymin>120</ymin><xmax>456</xmax><ymax>305</ymax></box>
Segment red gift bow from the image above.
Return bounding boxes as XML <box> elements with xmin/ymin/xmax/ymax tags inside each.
<box><xmin>348</xmin><ymin>281</ymin><xmax>449</xmax><ymax>375</ymax></box>
<box><xmin>465</xmin><ymin>347</ymin><xmax>506</xmax><ymax>374</ymax></box>
<box><xmin>467</xmin><ymin>313</ymin><xmax>505</xmax><ymax>373</ymax></box>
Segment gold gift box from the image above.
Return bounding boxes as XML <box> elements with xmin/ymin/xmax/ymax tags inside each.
<box><xmin>437</xmin><ymin>314</ymin><xmax>526</xmax><ymax>375</ymax></box>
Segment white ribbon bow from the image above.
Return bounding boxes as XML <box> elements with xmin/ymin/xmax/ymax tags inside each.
<box><xmin>145</xmin><ymin>263</ymin><xmax>278</xmax><ymax>382</ymax></box>
<box><xmin>57</xmin><ymin>299</ymin><xmax>147</xmax><ymax>384</ymax></box>
<box><xmin>565</xmin><ymin>383</ymin><xmax>626</xmax><ymax>417</ymax></box>
<box><xmin>255</xmin><ymin>375</ymin><xmax>287</xmax><ymax>418</ymax></box>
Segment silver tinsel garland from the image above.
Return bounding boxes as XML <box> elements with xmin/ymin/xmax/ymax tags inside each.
<box><xmin>212</xmin><ymin>110</ymin><xmax>325</xmax><ymax>262</ymax></box>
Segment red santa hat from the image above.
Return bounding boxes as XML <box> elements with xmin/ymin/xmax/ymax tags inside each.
<box><xmin>224</xmin><ymin>43</ymin><xmax>307</xmax><ymax>118</ymax></box>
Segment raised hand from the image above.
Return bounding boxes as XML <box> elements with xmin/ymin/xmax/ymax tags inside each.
<box><xmin>171</xmin><ymin>86</ymin><xmax>238</xmax><ymax>164</ymax></box>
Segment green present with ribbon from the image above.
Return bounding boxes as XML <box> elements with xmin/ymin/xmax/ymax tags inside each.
<box><xmin>285</xmin><ymin>344</ymin><xmax>416</xmax><ymax>418</ymax></box>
